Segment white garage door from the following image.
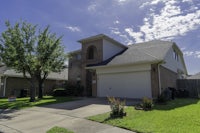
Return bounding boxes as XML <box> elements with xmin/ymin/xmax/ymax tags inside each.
<box><xmin>97</xmin><ymin>71</ymin><xmax>152</xmax><ymax>99</ymax></box>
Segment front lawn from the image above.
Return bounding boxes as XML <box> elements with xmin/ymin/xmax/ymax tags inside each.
<box><xmin>46</xmin><ymin>126</ymin><xmax>74</xmax><ymax>133</ymax></box>
<box><xmin>0</xmin><ymin>96</ymin><xmax>74</xmax><ymax>109</ymax></box>
<box><xmin>88</xmin><ymin>98</ymin><xmax>200</xmax><ymax>133</ymax></box>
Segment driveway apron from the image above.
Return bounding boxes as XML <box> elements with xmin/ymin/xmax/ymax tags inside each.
<box><xmin>0</xmin><ymin>98</ymin><xmax>135</xmax><ymax>133</ymax></box>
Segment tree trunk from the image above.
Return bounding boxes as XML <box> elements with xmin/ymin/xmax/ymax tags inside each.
<box><xmin>30</xmin><ymin>82</ymin><xmax>35</xmax><ymax>102</ymax></box>
<box><xmin>38</xmin><ymin>80</ymin><xmax>43</xmax><ymax>99</ymax></box>
<box><xmin>29</xmin><ymin>77</ymin><xmax>36</xmax><ymax>102</ymax></box>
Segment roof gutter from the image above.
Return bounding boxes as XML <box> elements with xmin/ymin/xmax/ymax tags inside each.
<box><xmin>85</xmin><ymin>60</ymin><xmax>164</xmax><ymax>69</ymax></box>
<box><xmin>157</xmin><ymin>63</ymin><xmax>162</xmax><ymax>95</ymax></box>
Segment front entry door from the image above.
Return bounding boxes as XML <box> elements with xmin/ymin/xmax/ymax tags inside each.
<box><xmin>86</xmin><ymin>70</ymin><xmax>97</xmax><ymax>97</ymax></box>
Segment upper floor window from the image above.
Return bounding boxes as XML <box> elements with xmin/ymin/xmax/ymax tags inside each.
<box><xmin>87</xmin><ymin>46</ymin><xmax>97</xmax><ymax>60</ymax></box>
<box><xmin>173</xmin><ymin>50</ymin><xmax>179</xmax><ymax>61</ymax></box>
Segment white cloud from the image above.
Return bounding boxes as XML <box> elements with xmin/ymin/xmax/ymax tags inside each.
<box><xmin>125</xmin><ymin>28</ymin><xmax>143</xmax><ymax>43</ymax></box>
<box><xmin>109</xmin><ymin>27</ymin><xmax>121</xmax><ymax>35</ymax></box>
<box><xmin>139</xmin><ymin>2</ymin><xmax>150</xmax><ymax>8</ymax></box>
<box><xmin>183</xmin><ymin>50</ymin><xmax>200</xmax><ymax>58</ymax></box>
<box><xmin>195</xmin><ymin>51</ymin><xmax>200</xmax><ymax>58</ymax></box>
<box><xmin>182</xmin><ymin>0</ymin><xmax>193</xmax><ymax>3</ymax></box>
<box><xmin>128</xmin><ymin>0</ymin><xmax>200</xmax><ymax>43</ymax></box>
<box><xmin>114</xmin><ymin>20</ymin><xmax>120</xmax><ymax>24</ymax></box>
<box><xmin>115</xmin><ymin>0</ymin><xmax>130</xmax><ymax>5</ymax></box>
<box><xmin>88</xmin><ymin>3</ymin><xmax>97</xmax><ymax>12</ymax></box>
<box><xmin>120</xmin><ymin>34</ymin><xmax>133</xmax><ymax>45</ymax></box>
<box><xmin>184</xmin><ymin>51</ymin><xmax>194</xmax><ymax>56</ymax></box>
<box><xmin>181</xmin><ymin>47</ymin><xmax>186</xmax><ymax>51</ymax></box>
<box><xmin>109</xmin><ymin>27</ymin><xmax>133</xmax><ymax>45</ymax></box>
<box><xmin>65</xmin><ymin>26</ymin><xmax>81</xmax><ymax>32</ymax></box>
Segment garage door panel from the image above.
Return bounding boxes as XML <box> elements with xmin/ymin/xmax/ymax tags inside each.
<box><xmin>97</xmin><ymin>71</ymin><xmax>151</xmax><ymax>99</ymax></box>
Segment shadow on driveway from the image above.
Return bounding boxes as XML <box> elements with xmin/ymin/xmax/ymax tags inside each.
<box><xmin>41</xmin><ymin>97</ymin><xmax>140</xmax><ymax>110</ymax></box>
<box><xmin>0</xmin><ymin>109</ymin><xmax>19</xmax><ymax>120</ymax></box>
<box><xmin>41</xmin><ymin>97</ymin><xmax>109</xmax><ymax>110</ymax></box>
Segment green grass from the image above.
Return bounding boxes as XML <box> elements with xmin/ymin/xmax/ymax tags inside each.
<box><xmin>88</xmin><ymin>98</ymin><xmax>200</xmax><ymax>133</ymax></box>
<box><xmin>0</xmin><ymin>96</ymin><xmax>74</xmax><ymax>109</ymax></box>
<box><xmin>46</xmin><ymin>126</ymin><xmax>74</xmax><ymax>133</ymax></box>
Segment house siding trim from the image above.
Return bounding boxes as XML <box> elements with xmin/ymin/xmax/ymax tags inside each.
<box><xmin>151</xmin><ymin>64</ymin><xmax>160</xmax><ymax>98</ymax></box>
<box><xmin>160</xmin><ymin>65</ymin><xmax>178</xmax><ymax>91</ymax></box>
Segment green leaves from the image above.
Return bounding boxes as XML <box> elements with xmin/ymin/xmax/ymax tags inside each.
<box><xmin>0</xmin><ymin>20</ymin><xmax>66</xmax><ymax>98</ymax></box>
<box><xmin>0</xmin><ymin>21</ymin><xmax>38</xmax><ymax>74</ymax></box>
<box><xmin>36</xmin><ymin>26</ymin><xmax>65</xmax><ymax>74</ymax></box>
<box><xmin>0</xmin><ymin>20</ymin><xmax>66</xmax><ymax>74</ymax></box>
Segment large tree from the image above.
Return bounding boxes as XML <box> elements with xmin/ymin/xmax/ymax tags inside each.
<box><xmin>0</xmin><ymin>21</ymin><xmax>66</xmax><ymax>101</ymax></box>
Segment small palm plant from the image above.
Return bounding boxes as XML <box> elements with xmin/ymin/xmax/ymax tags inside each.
<box><xmin>107</xmin><ymin>96</ymin><xmax>126</xmax><ymax>118</ymax></box>
<box><xmin>142</xmin><ymin>97</ymin><xmax>153</xmax><ymax>110</ymax></box>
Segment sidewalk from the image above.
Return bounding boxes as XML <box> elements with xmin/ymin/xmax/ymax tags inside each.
<box><xmin>0</xmin><ymin>124</ymin><xmax>21</xmax><ymax>133</ymax></box>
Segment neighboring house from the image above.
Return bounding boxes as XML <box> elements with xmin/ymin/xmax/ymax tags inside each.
<box><xmin>68</xmin><ymin>34</ymin><xmax>187</xmax><ymax>99</ymax></box>
<box><xmin>0</xmin><ymin>65</ymin><xmax>68</xmax><ymax>97</ymax></box>
<box><xmin>176</xmin><ymin>72</ymin><xmax>200</xmax><ymax>98</ymax></box>
<box><xmin>187</xmin><ymin>72</ymin><xmax>200</xmax><ymax>79</ymax></box>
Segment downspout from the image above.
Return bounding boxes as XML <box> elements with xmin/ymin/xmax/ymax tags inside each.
<box><xmin>158</xmin><ymin>63</ymin><xmax>162</xmax><ymax>95</ymax></box>
<box><xmin>3</xmin><ymin>76</ymin><xmax>8</xmax><ymax>97</ymax></box>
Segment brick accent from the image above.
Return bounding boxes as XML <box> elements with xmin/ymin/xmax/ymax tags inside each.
<box><xmin>68</xmin><ymin>53</ymin><xmax>82</xmax><ymax>85</ymax></box>
<box><xmin>92</xmin><ymin>70</ymin><xmax>97</xmax><ymax>97</ymax></box>
<box><xmin>3</xmin><ymin>77</ymin><xmax>65</xmax><ymax>97</ymax></box>
<box><xmin>5</xmin><ymin>77</ymin><xmax>30</xmax><ymax>97</ymax></box>
<box><xmin>81</xmin><ymin>39</ymin><xmax>103</xmax><ymax>96</ymax></box>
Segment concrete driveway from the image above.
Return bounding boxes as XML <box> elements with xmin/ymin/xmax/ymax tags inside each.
<box><xmin>0</xmin><ymin>98</ymin><xmax>135</xmax><ymax>133</ymax></box>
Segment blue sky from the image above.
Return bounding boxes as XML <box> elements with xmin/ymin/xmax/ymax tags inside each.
<box><xmin>0</xmin><ymin>0</ymin><xmax>200</xmax><ymax>74</ymax></box>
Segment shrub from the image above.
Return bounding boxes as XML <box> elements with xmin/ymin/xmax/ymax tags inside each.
<box><xmin>107</xmin><ymin>96</ymin><xmax>126</xmax><ymax>118</ymax></box>
<box><xmin>156</xmin><ymin>94</ymin><xmax>167</xmax><ymax>104</ymax></box>
<box><xmin>142</xmin><ymin>97</ymin><xmax>153</xmax><ymax>110</ymax></box>
<box><xmin>176</xmin><ymin>89</ymin><xmax>189</xmax><ymax>98</ymax></box>
<box><xmin>53</xmin><ymin>88</ymin><xmax>67</xmax><ymax>97</ymax></box>
<box><xmin>156</xmin><ymin>88</ymin><xmax>173</xmax><ymax>104</ymax></box>
<box><xmin>65</xmin><ymin>83</ymin><xmax>84</xmax><ymax>96</ymax></box>
<box><xmin>73</xmin><ymin>84</ymin><xmax>84</xmax><ymax>96</ymax></box>
<box><xmin>162</xmin><ymin>88</ymin><xmax>172</xmax><ymax>100</ymax></box>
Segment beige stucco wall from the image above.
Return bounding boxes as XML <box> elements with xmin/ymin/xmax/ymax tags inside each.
<box><xmin>96</xmin><ymin>63</ymin><xmax>151</xmax><ymax>74</ymax></box>
<box><xmin>103</xmin><ymin>39</ymin><xmax>125</xmax><ymax>60</ymax></box>
<box><xmin>162</xmin><ymin>46</ymin><xmax>186</xmax><ymax>75</ymax></box>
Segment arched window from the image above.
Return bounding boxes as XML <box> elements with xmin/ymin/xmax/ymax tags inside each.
<box><xmin>87</xmin><ymin>46</ymin><xmax>97</xmax><ymax>60</ymax></box>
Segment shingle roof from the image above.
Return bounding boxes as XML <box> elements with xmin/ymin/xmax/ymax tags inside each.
<box><xmin>107</xmin><ymin>40</ymin><xmax>174</xmax><ymax>66</ymax></box>
<box><xmin>187</xmin><ymin>72</ymin><xmax>200</xmax><ymax>79</ymax></box>
<box><xmin>0</xmin><ymin>66</ymin><xmax>68</xmax><ymax>80</ymax></box>
<box><xmin>87</xmin><ymin>49</ymin><xmax>127</xmax><ymax>67</ymax></box>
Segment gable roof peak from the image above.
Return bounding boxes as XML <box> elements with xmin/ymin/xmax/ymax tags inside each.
<box><xmin>78</xmin><ymin>34</ymin><xmax>127</xmax><ymax>48</ymax></box>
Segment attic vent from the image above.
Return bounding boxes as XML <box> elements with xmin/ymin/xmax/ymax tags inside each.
<box><xmin>173</xmin><ymin>50</ymin><xmax>179</xmax><ymax>61</ymax></box>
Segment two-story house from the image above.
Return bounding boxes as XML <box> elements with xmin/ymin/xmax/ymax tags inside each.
<box><xmin>68</xmin><ymin>34</ymin><xmax>187</xmax><ymax>99</ymax></box>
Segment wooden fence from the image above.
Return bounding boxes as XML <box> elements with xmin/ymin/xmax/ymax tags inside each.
<box><xmin>177</xmin><ymin>79</ymin><xmax>200</xmax><ymax>98</ymax></box>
